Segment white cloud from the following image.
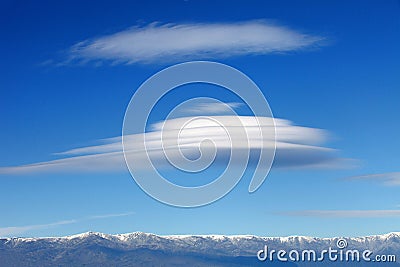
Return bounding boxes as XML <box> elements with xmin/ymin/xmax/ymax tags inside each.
<box><xmin>66</xmin><ymin>20</ymin><xmax>325</xmax><ymax>64</ymax></box>
<box><xmin>0</xmin><ymin>212</ymin><xmax>134</xmax><ymax>237</ymax></box>
<box><xmin>0</xmin><ymin>116</ymin><xmax>348</xmax><ymax>174</ymax></box>
<box><xmin>281</xmin><ymin>210</ymin><xmax>400</xmax><ymax>218</ymax></box>
<box><xmin>89</xmin><ymin>212</ymin><xmax>135</xmax><ymax>219</ymax></box>
<box><xmin>158</xmin><ymin>99</ymin><xmax>245</xmax><ymax>119</ymax></box>
<box><xmin>345</xmin><ymin>172</ymin><xmax>400</xmax><ymax>186</ymax></box>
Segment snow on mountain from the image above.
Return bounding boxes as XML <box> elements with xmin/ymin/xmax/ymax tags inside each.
<box><xmin>2</xmin><ymin>231</ymin><xmax>400</xmax><ymax>255</ymax></box>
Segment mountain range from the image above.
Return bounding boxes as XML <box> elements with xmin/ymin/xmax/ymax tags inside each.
<box><xmin>0</xmin><ymin>231</ymin><xmax>398</xmax><ymax>266</ymax></box>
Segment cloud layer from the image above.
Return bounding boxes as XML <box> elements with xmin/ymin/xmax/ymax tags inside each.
<box><xmin>281</xmin><ymin>210</ymin><xmax>400</xmax><ymax>218</ymax></box>
<box><xmin>67</xmin><ymin>21</ymin><xmax>325</xmax><ymax>64</ymax></box>
<box><xmin>345</xmin><ymin>172</ymin><xmax>400</xmax><ymax>186</ymax></box>
<box><xmin>0</xmin><ymin>116</ymin><xmax>346</xmax><ymax>175</ymax></box>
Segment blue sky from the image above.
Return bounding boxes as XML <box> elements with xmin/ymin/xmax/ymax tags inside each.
<box><xmin>0</xmin><ymin>0</ymin><xmax>399</xmax><ymax>238</ymax></box>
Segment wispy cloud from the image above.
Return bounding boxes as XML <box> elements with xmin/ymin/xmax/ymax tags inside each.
<box><xmin>65</xmin><ymin>20</ymin><xmax>325</xmax><ymax>65</ymax></box>
<box><xmin>281</xmin><ymin>210</ymin><xmax>400</xmax><ymax>218</ymax></box>
<box><xmin>180</xmin><ymin>101</ymin><xmax>244</xmax><ymax>115</ymax></box>
<box><xmin>0</xmin><ymin>116</ymin><xmax>349</xmax><ymax>174</ymax></box>
<box><xmin>0</xmin><ymin>212</ymin><xmax>134</xmax><ymax>237</ymax></box>
<box><xmin>344</xmin><ymin>172</ymin><xmax>400</xmax><ymax>186</ymax></box>
<box><xmin>0</xmin><ymin>220</ymin><xmax>76</xmax><ymax>237</ymax></box>
<box><xmin>156</xmin><ymin>99</ymin><xmax>245</xmax><ymax>119</ymax></box>
<box><xmin>89</xmin><ymin>212</ymin><xmax>135</xmax><ymax>219</ymax></box>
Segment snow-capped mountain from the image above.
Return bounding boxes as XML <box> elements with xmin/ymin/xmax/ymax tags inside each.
<box><xmin>0</xmin><ymin>232</ymin><xmax>399</xmax><ymax>266</ymax></box>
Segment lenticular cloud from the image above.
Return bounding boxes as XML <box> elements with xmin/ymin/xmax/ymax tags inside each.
<box><xmin>0</xmin><ymin>116</ymin><xmax>345</xmax><ymax>174</ymax></box>
<box><xmin>67</xmin><ymin>21</ymin><xmax>325</xmax><ymax>64</ymax></box>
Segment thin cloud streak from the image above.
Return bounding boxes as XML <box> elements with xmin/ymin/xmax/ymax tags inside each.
<box><xmin>281</xmin><ymin>210</ymin><xmax>400</xmax><ymax>218</ymax></box>
<box><xmin>89</xmin><ymin>212</ymin><xmax>135</xmax><ymax>219</ymax></box>
<box><xmin>181</xmin><ymin>102</ymin><xmax>244</xmax><ymax>115</ymax></box>
<box><xmin>345</xmin><ymin>172</ymin><xmax>400</xmax><ymax>186</ymax></box>
<box><xmin>66</xmin><ymin>20</ymin><xmax>325</xmax><ymax>65</ymax></box>
<box><xmin>0</xmin><ymin>220</ymin><xmax>77</xmax><ymax>237</ymax></box>
<box><xmin>0</xmin><ymin>212</ymin><xmax>135</xmax><ymax>237</ymax></box>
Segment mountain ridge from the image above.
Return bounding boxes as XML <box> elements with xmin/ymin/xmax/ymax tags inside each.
<box><xmin>1</xmin><ymin>231</ymin><xmax>398</xmax><ymax>266</ymax></box>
